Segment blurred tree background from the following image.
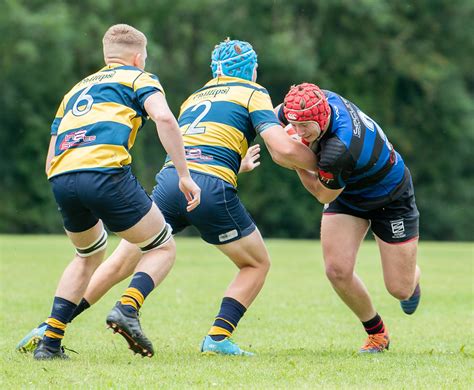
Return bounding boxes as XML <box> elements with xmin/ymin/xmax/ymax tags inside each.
<box><xmin>1</xmin><ymin>0</ymin><xmax>473</xmax><ymax>240</ymax></box>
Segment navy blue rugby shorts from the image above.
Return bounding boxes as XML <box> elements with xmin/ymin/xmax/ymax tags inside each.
<box><xmin>152</xmin><ymin>167</ymin><xmax>256</xmax><ymax>245</ymax></box>
<box><xmin>50</xmin><ymin>167</ymin><xmax>153</xmax><ymax>233</ymax></box>
<box><xmin>323</xmin><ymin>179</ymin><xmax>419</xmax><ymax>244</ymax></box>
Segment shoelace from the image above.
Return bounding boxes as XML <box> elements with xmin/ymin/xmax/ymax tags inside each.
<box><xmin>62</xmin><ymin>345</ymin><xmax>79</xmax><ymax>355</ymax></box>
<box><xmin>362</xmin><ymin>334</ymin><xmax>387</xmax><ymax>350</ymax></box>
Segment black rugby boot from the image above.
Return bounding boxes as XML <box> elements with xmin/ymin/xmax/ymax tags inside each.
<box><xmin>33</xmin><ymin>340</ymin><xmax>69</xmax><ymax>360</ymax></box>
<box><xmin>106</xmin><ymin>302</ymin><xmax>154</xmax><ymax>357</ymax></box>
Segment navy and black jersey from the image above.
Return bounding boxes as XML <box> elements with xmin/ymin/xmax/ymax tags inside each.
<box><xmin>279</xmin><ymin>90</ymin><xmax>410</xmax><ymax>211</ymax></box>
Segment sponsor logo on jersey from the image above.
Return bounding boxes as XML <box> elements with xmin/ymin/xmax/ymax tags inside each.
<box><xmin>185</xmin><ymin>148</ymin><xmax>214</xmax><ymax>161</ymax></box>
<box><xmin>390</xmin><ymin>219</ymin><xmax>406</xmax><ymax>238</ymax></box>
<box><xmin>319</xmin><ymin>169</ymin><xmax>334</xmax><ymax>184</ymax></box>
<box><xmin>219</xmin><ymin>229</ymin><xmax>238</xmax><ymax>242</ymax></box>
<box><xmin>59</xmin><ymin>129</ymin><xmax>96</xmax><ymax>151</ymax></box>
<box><xmin>341</xmin><ymin>97</ymin><xmax>361</xmax><ymax>138</ymax></box>
<box><xmin>78</xmin><ymin>71</ymin><xmax>116</xmax><ymax>86</ymax></box>
<box><xmin>192</xmin><ymin>87</ymin><xmax>230</xmax><ymax>101</ymax></box>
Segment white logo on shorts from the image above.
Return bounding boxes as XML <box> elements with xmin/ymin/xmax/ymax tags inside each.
<box><xmin>219</xmin><ymin>229</ymin><xmax>238</xmax><ymax>242</ymax></box>
<box><xmin>390</xmin><ymin>219</ymin><xmax>406</xmax><ymax>238</ymax></box>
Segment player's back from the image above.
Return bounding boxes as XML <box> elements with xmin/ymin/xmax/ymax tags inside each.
<box><xmin>48</xmin><ymin>64</ymin><xmax>163</xmax><ymax>179</ymax></box>
<box><xmin>164</xmin><ymin>76</ymin><xmax>278</xmax><ymax>187</ymax></box>
<box><xmin>320</xmin><ymin>91</ymin><xmax>409</xmax><ymax>210</ymax></box>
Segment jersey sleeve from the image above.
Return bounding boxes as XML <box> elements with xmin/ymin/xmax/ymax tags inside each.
<box><xmin>248</xmin><ymin>88</ymin><xmax>280</xmax><ymax>134</ymax></box>
<box><xmin>50</xmin><ymin>98</ymin><xmax>65</xmax><ymax>135</ymax></box>
<box><xmin>317</xmin><ymin>136</ymin><xmax>354</xmax><ymax>189</ymax></box>
<box><xmin>134</xmin><ymin>72</ymin><xmax>164</xmax><ymax>112</ymax></box>
<box><xmin>276</xmin><ymin>104</ymin><xmax>288</xmax><ymax>125</ymax></box>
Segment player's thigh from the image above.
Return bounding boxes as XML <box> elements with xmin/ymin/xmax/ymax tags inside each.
<box><xmin>66</xmin><ymin>220</ymin><xmax>106</xmax><ymax>248</ymax></box>
<box><xmin>116</xmin><ymin>202</ymin><xmax>167</xmax><ymax>244</ymax></box>
<box><xmin>321</xmin><ymin>211</ymin><xmax>369</xmax><ymax>271</ymax></box>
<box><xmin>151</xmin><ymin>167</ymin><xmax>190</xmax><ymax>235</ymax></box>
<box><xmin>216</xmin><ymin>228</ymin><xmax>270</xmax><ymax>269</ymax></box>
<box><xmin>376</xmin><ymin>236</ymin><xmax>418</xmax><ymax>289</ymax></box>
<box><xmin>370</xmin><ymin>184</ymin><xmax>420</xmax><ymax>287</ymax></box>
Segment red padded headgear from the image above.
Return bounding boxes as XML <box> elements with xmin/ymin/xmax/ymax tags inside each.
<box><xmin>283</xmin><ymin>83</ymin><xmax>331</xmax><ymax>131</ymax></box>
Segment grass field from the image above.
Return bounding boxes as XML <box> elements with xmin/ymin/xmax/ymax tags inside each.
<box><xmin>0</xmin><ymin>236</ymin><xmax>472</xmax><ymax>388</ymax></box>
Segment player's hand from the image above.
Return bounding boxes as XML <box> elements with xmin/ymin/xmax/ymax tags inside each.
<box><xmin>178</xmin><ymin>176</ymin><xmax>201</xmax><ymax>212</ymax></box>
<box><xmin>239</xmin><ymin>144</ymin><xmax>261</xmax><ymax>173</ymax></box>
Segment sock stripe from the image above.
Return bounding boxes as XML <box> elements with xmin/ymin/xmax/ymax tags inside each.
<box><xmin>208</xmin><ymin>326</ymin><xmax>232</xmax><ymax>338</ymax></box>
<box><xmin>364</xmin><ymin>319</ymin><xmax>383</xmax><ymax>332</ymax></box>
<box><xmin>46</xmin><ymin>317</ymin><xmax>67</xmax><ymax>331</ymax></box>
<box><xmin>215</xmin><ymin>317</ymin><xmax>236</xmax><ymax>330</ymax></box>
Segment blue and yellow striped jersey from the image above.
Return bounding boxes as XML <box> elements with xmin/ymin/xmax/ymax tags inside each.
<box><xmin>47</xmin><ymin>63</ymin><xmax>164</xmax><ymax>179</ymax></box>
<box><xmin>164</xmin><ymin>76</ymin><xmax>279</xmax><ymax>187</ymax></box>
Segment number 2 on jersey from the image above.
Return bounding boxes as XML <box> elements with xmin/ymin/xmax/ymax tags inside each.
<box><xmin>186</xmin><ymin>101</ymin><xmax>212</xmax><ymax>135</ymax></box>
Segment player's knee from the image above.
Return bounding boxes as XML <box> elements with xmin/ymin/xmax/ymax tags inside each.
<box><xmin>325</xmin><ymin>263</ymin><xmax>353</xmax><ymax>284</ymax></box>
<box><xmin>138</xmin><ymin>223</ymin><xmax>173</xmax><ymax>253</ymax></box>
<box><xmin>75</xmin><ymin>230</ymin><xmax>108</xmax><ymax>258</ymax></box>
<box><xmin>386</xmin><ymin>283</ymin><xmax>412</xmax><ymax>300</ymax></box>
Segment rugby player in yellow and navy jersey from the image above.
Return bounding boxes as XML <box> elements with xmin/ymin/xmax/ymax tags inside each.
<box><xmin>17</xmin><ymin>38</ymin><xmax>317</xmax><ymax>357</ymax></box>
<box><xmin>27</xmin><ymin>24</ymin><xmax>200</xmax><ymax>360</ymax></box>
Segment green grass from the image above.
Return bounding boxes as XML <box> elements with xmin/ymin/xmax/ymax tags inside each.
<box><xmin>1</xmin><ymin>236</ymin><xmax>472</xmax><ymax>389</ymax></box>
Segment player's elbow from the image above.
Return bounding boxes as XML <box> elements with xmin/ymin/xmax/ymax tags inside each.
<box><xmin>153</xmin><ymin>112</ymin><xmax>177</xmax><ymax>128</ymax></box>
<box><xmin>268</xmin><ymin>144</ymin><xmax>296</xmax><ymax>167</ymax></box>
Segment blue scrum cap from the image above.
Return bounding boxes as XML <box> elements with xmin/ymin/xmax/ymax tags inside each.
<box><xmin>211</xmin><ymin>38</ymin><xmax>258</xmax><ymax>81</ymax></box>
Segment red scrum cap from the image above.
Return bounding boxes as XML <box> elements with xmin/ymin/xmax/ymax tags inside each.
<box><xmin>283</xmin><ymin>83</ymin><xmax>331</xmax><ymax>131</ymax></box>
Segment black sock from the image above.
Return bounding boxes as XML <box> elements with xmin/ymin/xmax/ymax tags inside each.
<box><xmin>69</xmin><ymin>298</ymin><xmax>91</xmax><ymax>322</ymax></box>
<box><xmin>209</xmin><ymin>297</ymin><xmax>247</xmax><ymax>341</ymax></box>
<box><xmin>362</xmin><ymin>313</ymin><xmax>385</xmax><ymax>335</ymax></box>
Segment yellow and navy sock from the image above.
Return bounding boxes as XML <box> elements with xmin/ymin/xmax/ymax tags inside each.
<box><xmin>119</xmin><ymin>272</ymin><xmax>155</xmax><ymax>314</ymax></box>
<box><xmin>69</xmin><ymin>298</ymin><xmax>90</xmax><ymax>322</ymax></box>
<box><xmin>208</xmin><ymin>297</ymin><xmax>247</xmax><ymax>341</ymax></box>
<box><xmin>362</xmin><ymin>313</ymin><xmax>385</xmax><ymax>335</ymax></box>
<box><xmin>43</xmin><ymin>296</ymin><xmax>77</xmax><ymax>349</ymax></box>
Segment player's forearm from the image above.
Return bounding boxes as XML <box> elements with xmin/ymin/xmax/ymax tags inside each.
<box><xmin>295</xmin><ymin>169</ymin><xmax>324</xmax><ymax>203</ymax></box>
<box><xmin>156</xmin><ymin>120</ymin><xmax>190</xmax><ymax>178</ymax></box>
<box><xmin>272</xmin><ymin>141</ymin><xmax>317</xmax><ymax>170</ymax></box>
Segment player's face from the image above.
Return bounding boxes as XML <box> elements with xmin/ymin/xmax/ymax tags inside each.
<box><xmin>289</xmin><ymin>121</ymin><xmax>321</xmax><ymax>143</ymax></box>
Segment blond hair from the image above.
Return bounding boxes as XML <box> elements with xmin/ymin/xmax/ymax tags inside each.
<box><xmin>102</xmin><ymin>24</ymin><xmax>147</xmax><ymax>61</ymax></box>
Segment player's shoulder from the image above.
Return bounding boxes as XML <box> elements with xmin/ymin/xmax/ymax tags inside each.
<box><xmin>319</xmin><ymin>135</ymin><xmax>351</xmax><ymax>166</ymax></box>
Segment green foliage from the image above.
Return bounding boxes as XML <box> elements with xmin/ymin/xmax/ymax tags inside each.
<box><xmin>0</xmin><ymin>0</ymin><xmax>472</xmax><ymax>239</ymax></box>
<box><xmin>1</xmin><ymin>236</ymin><xmax>473</xmax><ymax>387</ymax></box>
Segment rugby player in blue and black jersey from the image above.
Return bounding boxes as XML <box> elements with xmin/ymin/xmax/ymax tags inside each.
<box><xmin>276</xmin><ymin>83</ymin><xmax>422</xmax><ymax>353</ymax></box>
<box><xmin>23</xmin><ymin>24</ymin><xmax>200</xmax><ymax>360</ymax></box>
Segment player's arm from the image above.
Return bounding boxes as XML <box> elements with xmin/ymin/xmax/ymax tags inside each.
<box><xmin>260</xmin><ymin>125</ymin><xmax>317</xmax><ymax>170</ymax></box>
<box><xmin>296</xmin><ymin>137</ymin><xmax>351</xmax><ymax>204</ymax></box>
<box><xmin>45</xmin><ymin>135</ymin><xmax>57</xmax><ymax>175</ymax></box>
<box><xmin>144</xmin><ymin>92</ymin><xmax>200</xmax><ymax>211</ymax></box>
<box><xmin>295</xmin><ymin>168</ymin><xmax>343</xmax><ymax>204</ymax></box>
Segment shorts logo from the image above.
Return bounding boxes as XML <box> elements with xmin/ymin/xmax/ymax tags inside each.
<box><xmin>390</xmin><ymin>219</ymin><xmax>406</xmax><ymax>238</ymax></box>
<box><xmin>60</xmin><ymin>129</ymin><xmax>96</xmax><ymax>151</ymax></box>
<box><xmin>219</xmin><ymin>229</ymin><xmax>238</xmax><ymax>242</ymax></box>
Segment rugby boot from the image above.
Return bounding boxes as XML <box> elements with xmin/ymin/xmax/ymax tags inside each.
<box><xmin>33</xmin><ymin>340</ymin><xmax>69</xmax><ymax>360</ymax></box>
<box><xmin>359</xmin><ymin>329</ymin><xmax>390</xmax><ymax>354</ymax></box>
<box><xmin>400</xmin><ymin>283</ymin><xmax>421</xmax><ymax>315</ymax></box>
<box><xmin>16</xmin><ymin>324</ymin><xmax>47</xmax><ymax>353</ymax></box>
<box><xmin>106</xmin><ymin>302</ymin><xmax>154</xmax><ymax>357</ymax></box>
<box><xmin>201</xmin><ymin>335</ymin><xmax>254</xmax><ymax>356</ymax></box>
